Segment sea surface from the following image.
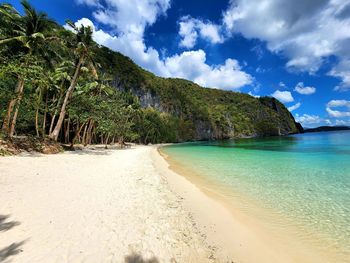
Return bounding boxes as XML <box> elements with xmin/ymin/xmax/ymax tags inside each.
<box><xmin>161</xmin><ymin>131</ymin><xmax>350</xmax><ymax>261</ymax></box>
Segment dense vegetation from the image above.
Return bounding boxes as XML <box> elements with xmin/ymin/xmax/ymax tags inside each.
<box><xmin>0</xmin><ymin>1</ymin><xmax>302</xmax><ymax>147</ymax></box>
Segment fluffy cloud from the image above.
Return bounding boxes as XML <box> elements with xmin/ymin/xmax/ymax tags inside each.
<box><xmin>179</xmin><ymin>16</ymin><xmax>224</xmax><ymax>48</ymax></box>
<box><xmin>89</xmin><ymin>0</ymin><xmax>170</xmax><ymax>36</ymax></box>
<box><xmin>295</xmin><ymin>114</ymin><xmax>322</xmax><ymax>126</ymax></box>
<box><xmin>326</xmin><ymin>110</ymin><xmax>350</xmax><ymax>119</ymax></box>
<box><xmin>164</xmin><ymin>50</ymin><xmax>252</xmax><ymax>89</ymax></box>
<box><xmin>271</xmin><ymin>90</ymin><xmax>294</xmax><ymax>103</ymax></box>
<box><xmin>329</xmin><ymin>59</ymin><xmax>350</xmax><ymax>91</ymax></box>
<box><xmin>74</xmin><ymin>0</ymin><xmax>171</xmax><ymax>75</ymax></box>
<box><xmin>288</xmin><ymin>102</ymin><xmax>301</xmax><ymax>112</ymax></box>
<box><xmin>326</xmin><ymin>100</ymin><xmax>350</xmax><ymax>117</ymax></box>
<box><xmin>327</xmin><ymin>100</ymin><xmax>350</xmax><ymax>108</ymax></box>
<box><xmin>223</xmin><ymin>0</ymin><xmax>350</xmax><ymax>90</ymax></box>
<box><xmin>295</xmin><ymin>114</ymin><xmax>331</xmax><ymax>126</ymax></box>
<box><xmin>294</xmin><ymin>82</ymin><xmax>316</xmax><ymax>95</ymax></box>
<box><xmin>66</xmin><ymin>16</ymin><xmax>252</xmax><ymax>90</ymax></box>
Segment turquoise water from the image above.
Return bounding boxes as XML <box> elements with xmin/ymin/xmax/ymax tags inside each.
<box><xmin>162</xmin><ymin>131</ymin><xmax>350</xmax><ymax>259</ymax></box>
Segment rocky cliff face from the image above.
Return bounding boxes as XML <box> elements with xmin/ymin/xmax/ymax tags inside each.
<box><xmin>105</xmin><ymin>50</ymin><xmax>302</xmax><ymax>141</ymax></box>
<box><xmin>113</xmin><ymin>77</ymin><xmax>303</xmax><ymax>140</ymax></box>
<box><xmin>91</xmin><ymin>42</ymin><xmax>304</xmax><ymax>141</ymax></box>
<box><xmin>258</xmin><ymin>97</ymin><xmax>304</xmax><ymax>135</ymax></box>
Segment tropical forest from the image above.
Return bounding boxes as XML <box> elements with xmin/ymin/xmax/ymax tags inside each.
<box><xmin>0</xmin><ymin>1</ymin><xmax>302</xmax><ymax>153</ymax></box>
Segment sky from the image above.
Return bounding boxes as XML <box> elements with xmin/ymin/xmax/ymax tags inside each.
<box><xmin>4</xmin><ymin>0</ymin><xmax>350</xmax><ymax>127</ymax></box>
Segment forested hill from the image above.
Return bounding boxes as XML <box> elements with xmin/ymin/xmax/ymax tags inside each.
<box><xmin>0</xmin><ymin>1</ymin><xmax>303</xmax><ymax>146</ymax></box>
<box><xmin>94</xmin><ymin>46</ymin><xmax>303</xmax><ymax>140</ymax></box>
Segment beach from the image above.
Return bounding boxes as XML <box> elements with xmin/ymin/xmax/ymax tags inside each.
<box><xmin>0</xmin><ymin>146</ymin><xmax>213</xmax><ymax>262</ymax></box>
<box><xmin>0</xmin><ymin>145</ymin><xmax>340</xmax><ymax>262</ymax></box>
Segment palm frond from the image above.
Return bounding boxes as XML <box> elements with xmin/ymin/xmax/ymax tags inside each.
<box><xmin>0</xmin><ymin>35</ymin><xmax>27</xmax><ymax>45</ymax></box>
<box><xmin>65</xmin><ymin>19</ymin><xmax>77</xmax><ymax>31</ymax></box>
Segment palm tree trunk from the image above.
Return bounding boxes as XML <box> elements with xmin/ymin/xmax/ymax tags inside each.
<box><xmin>65</xmin><ymin>118</ymin><xmax>70</xmax><ymax>143</ymax></box>
<box><xmin>9</xmin><ymin>79</ymin><xmax>25</xmax><ymax>137</ymax></box>
<box><xmin>2</xmin><ymin>78</ymin><xmax>24</xmax><ymax>136</ymax></box>
<box><xmin>82</xmin><ymin>120</ymin><xmax>89</xmax><ymax>146</ymax></box>
<box><xmin>49</xmin><ymin>80</ymin><xmax>65</xmax><ymax>134</ymax></box>
<box><xmin>70</xmin><ymin>121</ymin><xmax>85</xmax><ymax>148</ymax></box>
<box><xmin>42</xmin><ymin>92</ymin><xmax>48</xmax><ymax>137</ymax></box>
<box><xmin>105</xmin><ymin>134</ymin><xmax>110</xmax><ymax>148</ymax></box>
<box><xmin>86</xmin><ymin>120</ymin><xmax>93</xmax><ymax>145</ymax></box>
<box><xmin>34</xmin><ymin>88</ymin><xmax>42</xmax><ymax>137</ymax></box>
<box><xmin>35</xmin><ymin>108</ymin><xmax>40</xmax><ymax>137</ymax></box>
<box><xmin>49</xmin><ymin>56</ymin><xmax>84</xmax><ymax>141</ymax></box>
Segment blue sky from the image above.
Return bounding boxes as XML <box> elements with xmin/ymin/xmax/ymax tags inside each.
<box><xmin>4</xmin><ymin>0</ymin><xmax>350</xmax><ymax>127</ymax></box>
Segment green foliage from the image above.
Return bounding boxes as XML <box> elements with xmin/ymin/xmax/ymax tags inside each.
<box><xmin>0</xmin><ymin>2</ymin><xmax>300</xmax><ymax>146</ymax></box>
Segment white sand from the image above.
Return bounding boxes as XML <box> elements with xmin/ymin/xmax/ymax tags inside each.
<box><xmin>0</xmin><ymin>145</ymin><xmax>330</xmax><ymax>263</ymax></box>
<box><xmin>0</xmin><ymin>146</ymin><xmax>213</xmax><ymax>263</ymax></box>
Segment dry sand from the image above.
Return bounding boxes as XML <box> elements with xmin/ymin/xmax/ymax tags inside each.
<box><xmin>0</xmin><ymin>146</ymin><xmax>213</xmax><ymax>263</ymax></box>
<box><xmin>0</xmin><ymin>145</ymin><xmax>329</xmax><ymax>263</ymax></box>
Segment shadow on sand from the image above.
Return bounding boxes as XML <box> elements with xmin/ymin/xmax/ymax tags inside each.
<box><xmin>0</xmin><ymin>215</ymin><xmax>20</xmax><ymax>232</ymax></box>
<box><xmin>66</xmin><ymin>145</ymin><xmax>134</xmax><ymax>156</ymax></box>
<box><xmin>124</xmin><ymin>253</ymin><xmax>159</xmax><ymax>263</ymax></box>
<box><xmin>0</xmin><ymin>215</ymin><xmax>25</xmax><ymax>262</ymax></box>
<box><xmin>0</xmin><ymin>241</ymin><xmax>26</xmax><ymax>262</ymax></box>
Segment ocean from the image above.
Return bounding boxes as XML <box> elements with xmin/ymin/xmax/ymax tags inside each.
<box><xmin>161</xmin><ymin>131</ymin><xmax>350</xmax><ymax>261</ymax></box>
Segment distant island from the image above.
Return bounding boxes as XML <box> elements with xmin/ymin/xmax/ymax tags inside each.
<box><xmin>304</xmin><ymin>126</ymin><xmax>350</xmax><ymax>133</ymax></box>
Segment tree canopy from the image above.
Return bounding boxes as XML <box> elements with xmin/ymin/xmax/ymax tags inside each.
<box><xmin>0</xmin><ymin>1</ymin><xmax>301</xmax><ymax>147</ymax></box>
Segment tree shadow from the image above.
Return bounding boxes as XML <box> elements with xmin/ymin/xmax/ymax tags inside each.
<box><xmin>124</xmin><ymin>252</ymin><xmax>159</xmax><ymax>263</ymax></box>
<box><xmin>0</xmin><ymin>215</ymin><xmax>20</xmax><ymax>232</ymax></box>
<box><xmin>68</xmin><ymin>148</ymin><xmax>113</xmax><ymax>156</ymax></box>
<box><xmin>0</xmin><ymin>241</ymin><xmax>25</xmax><ymax>262</ymax></box>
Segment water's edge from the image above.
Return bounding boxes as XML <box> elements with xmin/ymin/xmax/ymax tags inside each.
<box><xmin>159</xmin><ymin>135</ymin><xmax>350</xmax><ymax>262</ymax></box>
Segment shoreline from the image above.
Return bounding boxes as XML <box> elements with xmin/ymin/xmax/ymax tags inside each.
<box><xmin>0</xmin><ymin>145</ymin><xmax>346</xmax><ymax>262</ymax></box>
<box><xmin>0</xmin><ymin>145</ymin><xmax>214</xmax><ymax>262</ymax></box>
<box><xmin>155</xmin><ymin>146</ymin><xmax>344</xmax><ymax>262</ymax></box>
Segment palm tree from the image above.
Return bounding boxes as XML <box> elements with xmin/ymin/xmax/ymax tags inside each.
<box><xmin>48</xmin><ymin>61</ymin><xmax>74</xmax><ymax>135</ymax></box>
<box><xmin>0</xmin><ymin>0</ymin><xmax>55</xmax><ymax>137</ymax></box>
<box><xmin>49</xmin><ymin>21</ymin><xmax>97</xmax><ymax>141</ymax></box>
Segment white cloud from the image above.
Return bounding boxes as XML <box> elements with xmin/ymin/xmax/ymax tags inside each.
<box><xmin>76</xmin><ymin>0</ymin><xmax>100</xmax><ymax>7</ymax></box>
<box><xmin>179</xmin><ymin>16</ymin><xmax>224</xmax><ymax>48</ymax></box>
<box><xmin>271</xmin><ymin>90</ymin><xmax>294</xmax><ymax>103</ymax></box>
<box><xmin>335</xmin><ymin>119</ymin><xmax>350</xmax><ymax>126</ymax></box>
<box><xmin>327</xmin><ymin>100</ymin><xmax>350</xmax><ymax>108</ymax></box>
<box><xmin>295</xmin><ymin>114</ymin><xmax>332</xmax><ymax>126</ymax></box>
<box><xmin>279</xmin><ymin>82</ymin><xmax>287</xmax><ymax>88</ymax></box>
<box><xmin>178</xmin><ymin>17</ymin><xmax>198</xmax><ymax>48</ymax></box>
<box><xmin>222</xmin><ymin>0</ymin><xmax>350</xmax><ymax>89</ymax></box>
<box><xmin>326</xmin><ymin>108</ymin><xmax>350</xmax><ymax>118</ymax></box>
<box><xmin>248</xmin><ymin>91</ymin><xmax>260</xmax><ymax>98</ymax></box>
<box><xmin>91</xmin><ymin>0</ymin><xmax>171</xmax><ymax>36</ymax></box>
<box><xmin>288</xmin><ymin>102</ymin><xmax>301</xmax><ymax>112</ymax></box>
<box><xmin>329</xmin><ymin>59</ymin><xmax>350</xmax><ymax>91</ymax></box>
<box><xmin>164</xmin><ymin>50</ymin><xmax>252</xmax><ymax>89</ymax></box>
<box><xmin>64</xmin><ymin>17</ymin><xmax>94</xmax><ymax>30</ymax></box>
<box><xmin>66</xmin><ymin>17</ymin><xmax>252</xmax><ymax>90</ymax></box>
<box><xmin>295</xmin><ymin>114</ymin><xmax>321</xmax><ymax>125</ymax></box>
<box><xmin>294</xmin><ymin>82</ymin><xmax>316</xmax><ymax>95</ymax></box>
<box><xmin>326</xmin><ymin>99</ymin><xmax>350</xmax><ymax>118</ymax></box>
<box><xmin>73</xmin><ymin>0</ymin><xmax>171</xmax><ymax>76</ymax></box>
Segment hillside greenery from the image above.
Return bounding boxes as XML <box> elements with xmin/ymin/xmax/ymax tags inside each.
<box><xmin>0</xmin><ymin>1</ymin><xmax>301</xmax><ymax>147</ymax></box>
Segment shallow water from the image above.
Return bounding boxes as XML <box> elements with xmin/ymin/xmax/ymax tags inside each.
<box><xmin>162</xmin><ymin>131</ymin><xmax>350</xmax><ymax>261</ymax></box>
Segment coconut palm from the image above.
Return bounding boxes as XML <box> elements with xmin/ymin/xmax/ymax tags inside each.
<box><xmin>49</xmin><ymin>21</ymin><xmax>97</xmax><ymax>141</ymax></box>
<box><xmin>0</xmin><ymin>0</ymin><xmax>55</xmax><ymax>137</ymax></box>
